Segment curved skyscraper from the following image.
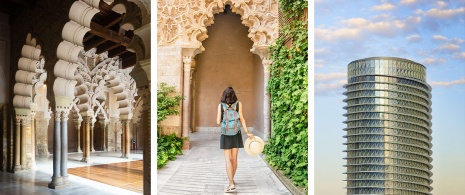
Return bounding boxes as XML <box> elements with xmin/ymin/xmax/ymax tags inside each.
<box><xmin>343</xmin><ymin>57</ymin><xmax>433</xmax><ymax>195</ymax></box>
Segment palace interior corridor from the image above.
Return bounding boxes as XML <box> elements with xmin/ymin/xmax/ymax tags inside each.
<box><xmin>1</xmin><ymin>0</ymin><xmax>151</xmax><ymax>194</ymax></box>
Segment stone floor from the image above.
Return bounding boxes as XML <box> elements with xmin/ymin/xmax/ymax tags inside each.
<box><xmin>157</xmin><ymin>131</ymin><xmax>291</xmax><ymax>195</ymax></box>
<box><xmin>0</xmin><ymin>150</ymin><xmax>143</xmax><ymax>195</ymax></box>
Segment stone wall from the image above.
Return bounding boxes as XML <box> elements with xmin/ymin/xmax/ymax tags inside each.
<box><xmin>0</xmin><ymin>12</ymin><xmax>10</xmax><ymax>106</ymax></box>
<box><xmin>195</xmin><ymin>9</ymin><xmax>257</xmax><ymax>128</ymax></box>
<box><xmin>107</xmin><ymin>117</ymin><xmax>122</xmax><ymax>152</ymax></box>
<box><xmin>35</xmin><ymin>112</ymin><xmax>49</xmax><ymax>156</ymax></box>
<box><xmin>157</xmin><ymin>46</ymin><xmax>182</xmax><ymax>136</ymax></box>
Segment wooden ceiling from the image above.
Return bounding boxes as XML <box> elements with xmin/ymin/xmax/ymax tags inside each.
<box><xmin>84</xmin><ymin>1</ymin><xmax>137</xmax><ymax>69</ymax></box>
<box><xmin>0</xmin><ymin>0</ymin><xmax>137</xmax><ymax>69</ymax></box>
<box><xmin>0</xmin><ymin>0</ymin><xmax>36</xmax><ymax>19</ymax></box>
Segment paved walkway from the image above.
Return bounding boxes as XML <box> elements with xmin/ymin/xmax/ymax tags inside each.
<box><xmin>157</xmin><ymin>131</ymin><xmax>291</xmax><ymax>195</ymax></box>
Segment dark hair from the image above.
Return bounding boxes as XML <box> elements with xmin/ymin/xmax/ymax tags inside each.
<box><xmin>220</xmin><ymin>87</ymin><xmax>238</xmax><ymax>104</ymax></box>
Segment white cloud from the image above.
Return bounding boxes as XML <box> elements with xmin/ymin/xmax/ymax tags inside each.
<box><xmin>424</xmin><ymin>7</ymin><xmax>465</xmax><ymax>19</ymax></box>
<box><xmin>430</xmin><ymin>79</ymin><xmax>465</xmax><ymax>87</ymax></box>
<box><xmin>315</xmin><ymin>27</ymin><xmax>363</xmax><ymax>42</ymax></box>
<box><xmin>436</xmin><ymin>1</ymin><xmax>448</xmax><ymax>9</ymax></box>
<box><xmin>422</xmin><ymin>57</ymin><xmax>446</xmax><ymax>65</ymax></box>
<box><xmin>315</xmin><ymin>72</ymin><xmax>347</xmax><ymax>82</ymax></box>
<box><xmin>452</xmin><ymin>38</ymin><xmax>465</xmax><ymax>45</ymax></box>
<box><xmin>315</xmin><ymin>48</ymin><xmax>329</xmax><ymax>55</ymax></box>
<box><xmin>316</xmin><ymin>16</ymin><xmax>421</xmax><ymax>42</ymax></box>
<box><xmin>406</xmin><ymin>34</ymin><xmax>422</xmax><ymax>43</ymax></box>
<box><xmin>400</xmin><ymin>0</ymin><xmax>418</xmax><ymax>5</ymax></box>
<box><xmin>454</xmin><ymin>52</ymin><xmax>465</xmax><ymax>60</ymax></box>
<box><xmin>315</xmin><ymin>79</ymin><xmax>347</xmax><ymax>95</ymax></box>
<box><xmin>433</xmin><ymin>35</ymin><xmax>448</xmax><ymax>41</ymax></box>
<box><xmin>436</xmin><ymin>43</ymin><xmax>460</xmax><ymax>52</ymax></box>
<box><xmin>371</xmin><ymin>3</ymin><xmax>396</xmax><ymax>11</ymax></box>
<box><xmin>315</xmin><ymin>60</ymin><xmax>325</xmax><ymax>69</ymax></box>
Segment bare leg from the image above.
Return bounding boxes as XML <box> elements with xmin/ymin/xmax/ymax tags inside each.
<box><xmin>224</xmin><ymin>149</ymin><xmax>234</xmax><ymax>185</ymax></box>
<box><xmin>231</xmin><ymin>148</ymin><xmax>239</xmax><ymax>183</ymax></box>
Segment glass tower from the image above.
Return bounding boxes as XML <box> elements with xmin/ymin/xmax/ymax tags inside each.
<box><xmin>343</xmin><ymin>57</ymin><xmax>433</xmax><ymax>195</ymax></box>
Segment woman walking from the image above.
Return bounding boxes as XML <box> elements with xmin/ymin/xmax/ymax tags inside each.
<box><xmin>217</xmin><ymin>86</ymin><xmax>254</xmax><ymax>193</ymax></box>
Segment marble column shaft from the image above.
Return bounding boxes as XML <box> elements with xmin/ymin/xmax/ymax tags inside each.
<box><xmin>30</xmin><ymin>114</ymin><xmax>36</xmax><ymax>169</ymax></box>
<box><xmin>182</xmin><ymin>56</ymin><xmax>192</xmax><ymax>138</ymax></box>
<box><xmin>20</xmin><ymin>119</ymin><xmax>27</xmax><ymax>170</ymax></box>
<box><xmin>122</xmin><ymin>119</ymin><xmax>130</xmax><ymax>158</ymax></box>
<box><xmin>49</xmin><ymin>111</ymin><xmax>62</xmax><ymax>187</ymax></box>
<box><xmin>60</xmin><ymin>112</ymin><xmax>69</xmax><ymax>183</ymax></box>
<box><xmin>14</xmin><ymin>118</ymin><xmax>21</xmax><ymax>171</ymax></box>
<box><xmin>121</xmin><ymin>121</ymin><xmax>125</xmax><ymax>157</ymax></box>
<box><xmin>90</xmin><ymin>122</ymin><xmax>95</xmax><ymax>152</ymax></box>
<box><xmin>263</xmin><ymin>60</ymin><xmax>272</xmax><ymax>140</ymax></box>
<box><xmin>76</xmin><ymin>120</ymin><xmax>82</xmax><ymax>153</ymax></box>
<box><xmin>81</xmin><ymin>116</ymin><xmax>90</xmax><ymax>163</ymax></box>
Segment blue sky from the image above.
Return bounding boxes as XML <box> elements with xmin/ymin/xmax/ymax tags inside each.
<box><xmin>314</xmin><ymin>0</ymin><xmax>465</xmax><ymax>194</ymax></box>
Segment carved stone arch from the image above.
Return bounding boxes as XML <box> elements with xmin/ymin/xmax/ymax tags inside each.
<box><xmin>157</xmin><ymin>0</ymin><xmax>279</xmax><ymax>52</ymax></box>
<box><xmin>12</xmin><ymin>33</ymin><xmax>49</xmax><ymax>171</ymax></box>
<box><xmin>109</xmin><ymin>0</ymin><xmax>143</xmax><ymax>31</ymax></box>
<box><xmin>128</xmin><ymin>0</ymin><xmax>150</xmax><ymax>25</ymax></box>
<box><xmin>13</xmin><ymin>33</ymin><xmax>48</xmax><ymax>113</ymax></box>
<box><xmin>126</xmin><ymin>35</ymin><xmax>145</xmax><ymax>60</ymax></box>
<box><xmin>53</xmin><ymin>0</ymin><xmax>100</xmax><ymax>110</ymax></box>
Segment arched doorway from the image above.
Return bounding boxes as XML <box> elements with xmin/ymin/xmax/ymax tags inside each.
<box><xmin>194</xmin><ymin>6</ymin><xmax>264</xmax><ymax>133</ymax></box>
<box><xmin>157</xmin><ymin>0</ymin><xmax>278</xmax><ymax>148</ymax></box>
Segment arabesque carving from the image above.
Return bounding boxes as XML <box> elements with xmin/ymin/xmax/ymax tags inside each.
<box><xmin>73</xmin><ymin>49</ymin><xmax>137</xmax><ymax>121</ymax></box>
<box><xmin>157</xmin><ymin>0</ymin><xmax>278</xmax><ymax>50</ymax></box>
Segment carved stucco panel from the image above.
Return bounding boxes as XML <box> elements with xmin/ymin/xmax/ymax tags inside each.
<box><xmin>157</xmin><ymin>0</ymin><xmax>278</xmax><ymax>49</ymax></box>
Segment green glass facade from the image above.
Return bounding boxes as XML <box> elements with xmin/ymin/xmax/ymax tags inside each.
<box><xmin>343</xmin><ymin>57</ymin><xmax>433</xmax><ymax>195</ymax></box>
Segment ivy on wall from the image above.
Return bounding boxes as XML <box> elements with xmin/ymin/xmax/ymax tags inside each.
<box><xmin>263</xmin><ymin>0</ymin><xmax>308</xmax><ymax>189</ymax></box>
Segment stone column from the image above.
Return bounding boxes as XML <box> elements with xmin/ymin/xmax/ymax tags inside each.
<box><xmin>140</xmin><ymin>86</ymin><xmax>151</xmax><ymax>194</ymax></box>
<box><xmin>121</xmin><ymin>118</ymin><xmax>130</xmax><ymax>158</ymax></box>
<box><xmin>130</xmin><ymin>57</ymin><xmax>150</xmax><ymax>195</ymax></box>
<box><xmin>75</xmin><ymin>119</ymin><xmax>82</xmax><ymax>153</ymax></box>
<box><xmin>100</xmin><ymin>120</ymin><xmax>107</xmax><ymax>151</ymax></box>
<box><xmin>13</xmin><ymin>116</ymin><xmax>21</xmax><ymax>172</ymax></box>
<box><xmin>81</xmin><ymin>116</ymin><xmax>91</xmax><ymax>163</ymax></box>
<box><xmin>262</xmin><ymin>59</ymin><xmax>272</xmax><ymax>140</ymax></box>
<box><xmin>121</xmin><ymin>119</ymin><xmax>126</xmax><ymax>157</ymax></box>
<box><xmin>181</xmin><ymin>56</ymin><xmax>192</xmax><ymax>149</ymax></box>
<box><xmin>30</xmin><ymin>112</ymin><xmax>36</xmax><ymax>170</ymax></box>
<box><xmin>252</xmin><ymin>46</ymin><xmax>272</xmax><ymax>141</ymax></box>
<box><xmin>20</xmin><ymin>117</ymin><xmax>27</xmax><ymax>170</ymax></box>
<box><xmin>48</xmin><ymin>111</ymin><xmax>62</xmax><ymax>188</ymax></box>
<box><xmin>189</xmin><ymin>62</ymin><xmax>196</xmax><ymax>133</ymax></box>
<box><xmin>60</xmin><ymin>110</ymin><xmax>69</xmax><ymax>184</ymax></box>
<box><xmin>90</xmin><ymin>118</ymin><xmax>96</xmax><ymax>152</ymax></box>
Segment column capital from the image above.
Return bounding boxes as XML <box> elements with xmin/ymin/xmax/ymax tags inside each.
<box><xmin>15</xmin><ymin>114</ymin><xmax>27</xmax><ymax>123</ymax></box>
<box><xmin>54</xmin><ymin>111</ymin><xmax>62</xmax><ymax>121</ymax></box>
<box><xmin>251</xmin><ymin>45</ymin><xmax>271</xmax><ymax>61</ymax></box>
<box><xmin>182</xmin><ymin>56</ymin><xmax>193</xmax><ymax>71</ymax></box>
<box><xmin>61</xmin><ymin>110</ymin><xmax>70</xmax><ymax>122</ymax></box>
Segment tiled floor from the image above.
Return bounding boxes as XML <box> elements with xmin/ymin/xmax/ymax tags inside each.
<box><xmin>0</xmin><ymin>150</ymin><xmax>143</xmax><ymax>195</ymax></box>
<box><xmin>68</xmin><ymin>160</ymin><xmax>143</xmax><ymax>193</ymax></box>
